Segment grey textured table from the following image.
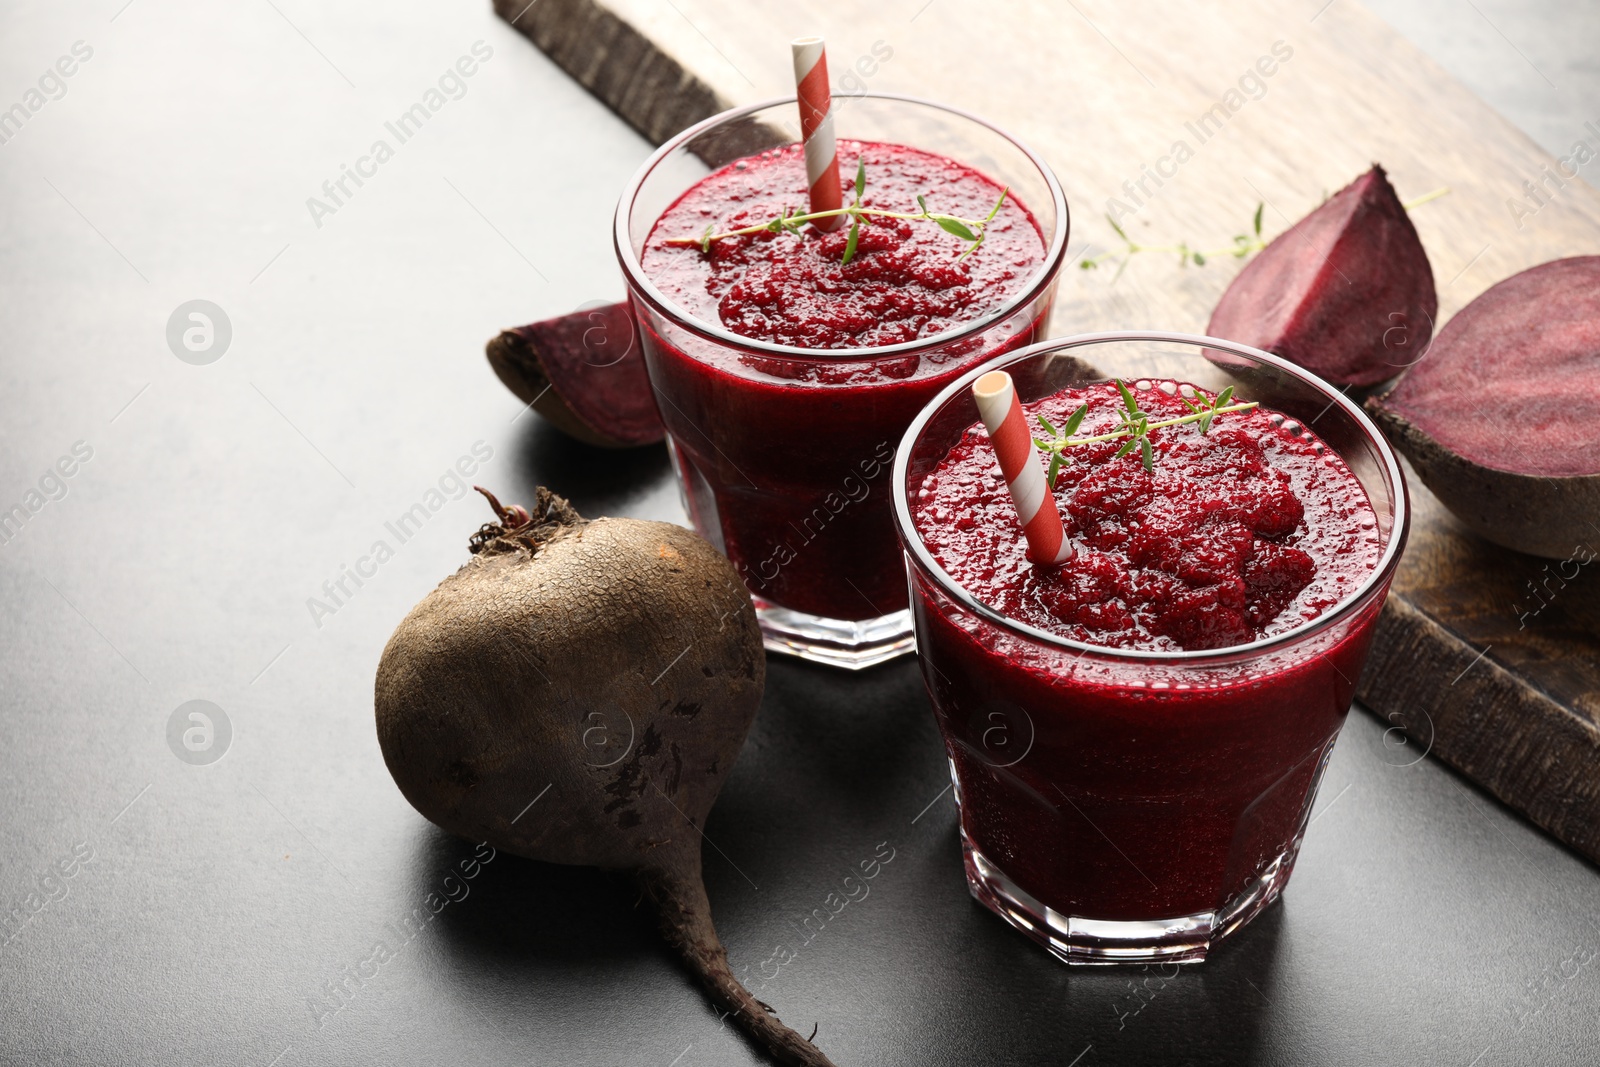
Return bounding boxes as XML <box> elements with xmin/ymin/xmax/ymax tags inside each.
<box><xmin>3</xmin><ymin>3</ymin><xmax>1599</xmax><ymax>1065</ymax></box>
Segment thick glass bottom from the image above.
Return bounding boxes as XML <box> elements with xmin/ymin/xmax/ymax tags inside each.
<box><xmin>754</xmin><ymin>600</ymin><xmax>915</xmax><ymax>670</ymax></box>
<box><xmin>961</xmin><ymin>829</ymin><xmax>1297</xmax><ymax>965</ymax></box>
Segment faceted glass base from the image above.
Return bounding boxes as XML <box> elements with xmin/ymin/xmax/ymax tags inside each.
<box><xmin>755</xmin><ymin>601</ymin><xmax>915</xmax><ymax>670</ymax></box>
<box><xmin>961</xmin><ymin>828</ymin><xmax>1297</xmax><ymax>965</ymax></box>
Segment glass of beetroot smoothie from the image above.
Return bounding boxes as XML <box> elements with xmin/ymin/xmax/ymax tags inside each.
<box><xmin>893</xmin><ymin>333</ymin><xmax>1409</xmax><ymax>964</ymax></box>
<box><xmin>615</xmin><ymin>93</ymin><xmax>1069</xmax><ymax>669</ymax></box>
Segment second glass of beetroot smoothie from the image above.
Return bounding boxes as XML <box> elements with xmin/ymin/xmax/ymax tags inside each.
<box><xmin>615</xmin><ymin>93</ymin><xmax>1069</xmax><ymax>669</ymax></box>
<box><xmin>893</xmin><ymin>333</ymin><xmax>1409</xmax><ymax>964</ymax></box>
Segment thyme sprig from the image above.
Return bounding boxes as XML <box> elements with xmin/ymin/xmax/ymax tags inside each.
<box><xmin>1080</xmin><ymin>205</ymin><xmax>1267</xmax><ymax>280</ymax></box>
<box><xmin>1032</xmin><ymin>380</ymin><xmax>1259</xmax><ymax>482</ymax></box>
<box><xmin>1080</xmin><ymin>187</ymin><xmax>1451</xmax><ymax>280</ymax></box>
<box><xmin>666</xmin><ymin>157</ymin><xmax>1010</xmax><ymax>265</ymax></box>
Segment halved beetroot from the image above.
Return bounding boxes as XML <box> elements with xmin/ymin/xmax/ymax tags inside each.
<box><xmin>1367</xmin><ymin>256</ymin><xmax>1600</xmax><ymax>559</ymax></box>
<box><xmin>1208</xmin><ymin>165</ymin><xmax>1437</xmax><ymax>388</ymax></box>
<box><xmin>487</xmin><ymin>301</ymin><xmax>665</xmax><ymax>448</ymax></box>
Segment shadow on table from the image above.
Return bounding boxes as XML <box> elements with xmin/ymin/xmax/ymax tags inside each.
<box><xmin>417</xmin><ymin>823</ymin><xmax>661</xmax><ymax>966</ymax></box>
<box><xmin>410</xmin><ymin>656</ymin><xmax>947</xmax><ymax>1030</ymax></box>
<box><xmin>1052</xmin><ymin>901</ymin><xmax>1289</xmax><ymax>1063</ymax></box>
<box><xmin>508</xmin><ymin>416</ymin><xmax>671</xmax><ymax>519</ymax></box>
<box><xmin>718</xmin><ymin>654</ymin><xmax>946</xmax><ymax>845</ymax></box>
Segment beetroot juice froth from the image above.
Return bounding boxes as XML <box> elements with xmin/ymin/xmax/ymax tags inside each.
<box><xmin>914</xmin><ymin>379</ymin><xmax>1383</xmax><ymax>650</ymax></box>
<box><xmin>643</xmin><ymin>140</ymin><xmax>1044</xmax><ymax>349</ymax></box>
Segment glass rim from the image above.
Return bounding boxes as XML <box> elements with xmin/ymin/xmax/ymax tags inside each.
<box><xmin>891</xmin><ymin>330</ymin><xmax>1412</xmax><ymax>664</ymax></box>
<box><xmin>613</xmin><ymin>90</ymin><xmax>1071</xmax><ymax>361</ymax></box>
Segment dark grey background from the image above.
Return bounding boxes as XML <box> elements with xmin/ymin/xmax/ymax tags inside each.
<box><xmin>2</xmin><ymin>2</ymin><xmax>1598</xmax><ymax>1065</ymax></box>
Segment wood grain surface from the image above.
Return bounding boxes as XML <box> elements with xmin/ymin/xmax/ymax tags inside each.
<box><xmin>494</xmin><ymin>0</ymin><xmax>1600</xmax><ymax>860</ymax></box>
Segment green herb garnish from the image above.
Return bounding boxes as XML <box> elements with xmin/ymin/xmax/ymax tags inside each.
<box><xmin>1079</xmin><ymin>205</ymin><xmax>1267</xmax><ymax>280</ymax></box>
<box><xmin>1032</xmin><ymin>380</ymin><xmax>1258</xmax><ymax>479</ymax></box>
<box><xmin>1082</xmin><ymin>188</ymin><xmax>1448</xmax><ymax>280</ymax></box>
<box><xmin>667</xmin><ymin>157</ymin><xmax>1009</xmax><ymax>265</ymax></box>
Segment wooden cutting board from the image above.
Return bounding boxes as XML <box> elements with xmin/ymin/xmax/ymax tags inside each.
<box><xmin>495</xmin><ymin>0</ymin><xmax>1600</xmax><ymax>860</ymax></box>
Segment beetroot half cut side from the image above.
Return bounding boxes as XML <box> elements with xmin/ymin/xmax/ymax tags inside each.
<box><xmin>1367</xmin><ymin>256</ymin><xmax>1600</xmax><ymax>559</ymax></box>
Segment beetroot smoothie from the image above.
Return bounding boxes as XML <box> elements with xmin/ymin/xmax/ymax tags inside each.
<box><xmin>917</xmin><ymin>381</ymin><xmax>1383</xmax><ymax>653</ymax></box>
<box><xmin>635</xmin><ymin>139</ymin><xmax>1052</xmax><ymax>624</ymax></box>
<box><xmin>901</xmin><ymin>372</ymin><xmax>1401</xmax><ymax>958</ymax></box>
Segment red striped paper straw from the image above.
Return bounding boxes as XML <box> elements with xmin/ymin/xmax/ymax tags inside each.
<box><xmin>972</xmin><ymin>371</ymin><xmax>1074</xmax><ymax>565</ymax></box>
<box><xmin>791</xmin><ymin>36</ymin><xmax>845</xmax><ymax>232</ymax></box>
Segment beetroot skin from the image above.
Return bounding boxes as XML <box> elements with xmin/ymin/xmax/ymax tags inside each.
<box><xmin>1367</xmin><ymin>256</ymin><xmax>1600</xmax><ymax>558</ymax></box>
<box><xmin>375</xmin><ymin>488</ymin><xmax>836</xmax><ymax>1066</ymax></box>
<box><xmin>1208</xmin><ymin>165</ymin><xmax>1438</xmax><ymax>387</ymax></box>
<box><xmin>487</xmin><ymin>301</ymin><xmax>665</xmax><ymax>448</ymax></box>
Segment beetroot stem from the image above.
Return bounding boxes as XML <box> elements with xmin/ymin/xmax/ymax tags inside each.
<box><xmin>638</xmin><ymin>853</ymin><xmax>839</xmax><ymax>1067</ymax></box>
<box><xmin>473</xmin><ymin>485</ymin><xmax>530</xmax><ymax>528</ymax></box>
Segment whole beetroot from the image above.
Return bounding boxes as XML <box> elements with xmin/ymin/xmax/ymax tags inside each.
<box><xmin>1208</xmin><ymin>165</ymin><xmax>1437</xmax><ymax>387</ymax></box>
<box><xmin>375</xmin><ymin>487</ymin><xmax>836</xmax><ymax>1067</ymax></box>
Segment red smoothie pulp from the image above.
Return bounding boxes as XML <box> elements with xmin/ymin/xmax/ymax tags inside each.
<box><xmin>909</xmin><ymin>379</ymin><xmax>1387</xmax><ymax>921</ymax></box>
<box><xmin>638</xmin><ymin>139</ymin><xmax>1051</xmax><ymax>620</ymax></box>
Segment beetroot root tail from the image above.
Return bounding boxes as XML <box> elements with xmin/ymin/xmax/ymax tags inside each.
<box><xmin>638</xmin><ymin>856</ymin><xmax>839</xmax><ymax>1067</ymax></box>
